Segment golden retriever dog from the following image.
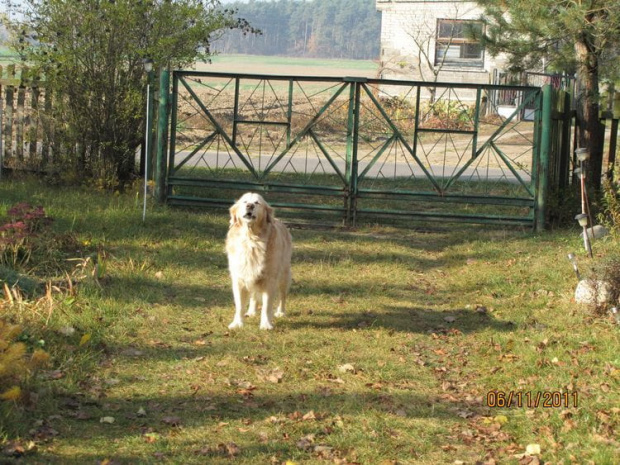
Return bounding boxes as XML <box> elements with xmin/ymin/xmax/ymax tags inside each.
<box><xmin>226</xmin><ymin>192</ymin><xmax>292</xmax><ymax>330</ymax></box>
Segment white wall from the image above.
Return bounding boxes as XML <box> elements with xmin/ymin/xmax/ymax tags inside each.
<box><xmin>376</xmin><ymin>0</ymin><xmax>507</xmax><ymax>87</ymax></box>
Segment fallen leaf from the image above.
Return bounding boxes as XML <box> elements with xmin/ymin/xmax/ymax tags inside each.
<box><xmin>296</xmin><ymin>434</ymin><xmax>315</xmax><ymax>450</ymax></box>
<box><xmin>338</xmin><ymin>363</ymin><xmax>355</xmax><ymax>373</ymax></box>
<box><xmin>2</xmin><ymin>440</ymin><xmax>36</xmax><ymax>457</ymax></box>
<box><xmin>302</xmin><ymin>410</ymin><xmax>316</xmax><ymax>421</ymax></box>
<box><xmin>444</xmin><ymin>316</ymin><xmax>456</xmax><ymax>323</ymax></box>
<box><xmin>525</xmin><ymin>443</ymin><xmax>541</xmax><ymax>455</ymax></box>
<box><xmin>220</xmin><ymin>442</ymin><xmax>240</xmax><ymax>457</ymax></box>
<box><xmin>121</xmin><ymin>348</ymin><xmax>143</xmax><ymax>357</ymax></box>
<box><xmin>73</xmin><ymin>411</ymin><xmax>91</xmax><ymax>420</ymax></box>
<box><xmin>162</xmin><ymin>416</ymin><xmax>181</xmax><ymax>426</ymax></box>
<box><xmin>45</xmin><ymin>370</ymin><xmax>65</xmax><ymax>380</ymax></box>
<box><xmin>258</xmin><ymin>367</ymin><xmax>284</xmax><ymax>384</ymax></box>
<box><xmin>59</xmin><ymin>326</ymin><xmax>75</xmax><ymax>336</ymax></box>
<box><xmin>327</xmin><ymin>377</ymin><xmax>345</xmax><ymax>384</ymax></box>
<box><xmin>562</xmin><ymin>419</ymin><xmax>576</xmax><ymax>432</ymax></box>
<box><xmin>79</xmin><ymin>333</ymin><xmax>91</xmax><ymax>346</ymax></box>
<box><xmin>99</xmin><ymin>459</ymin><xmax>121</xmax><ymax>465</ymax></box>
<box><xmin>0</xmin><ymin>386</ymin><xmax>21</xmax><ymax>401</ymax></box>
<box><xmin>143</xmin><ymin>432</ymin><xmax>159</xmax><ymax>443</ymax></box>
<box><xmin>99</xmin><ymin>416</ymin><xmax>115</xmax><ymax>424</ymax></box>
<box><xmin>313</xmin><ymin>445</ymin><xmax>333</xmax><ymax>454</ymax></box>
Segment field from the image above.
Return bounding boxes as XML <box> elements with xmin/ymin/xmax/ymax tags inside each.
<box><xmin>0</xmin><ymin>53</ymin><xmax>379</xmax><ymax>76</ymax></box>
<box><xmin>1</xmin><ymin>177</ymin><xmax>619</xmax><ymax>464</ymax></box>
<box><xmin>194</xmin><ymin>54</ymin><xmax>379</xmax><ymax>78</ymax></box>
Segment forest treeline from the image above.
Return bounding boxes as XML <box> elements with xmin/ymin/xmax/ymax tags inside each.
<box><xmin>214</xmin><ymin>0</ymin><xmax>381</xmax><ymax>59</ymax></box>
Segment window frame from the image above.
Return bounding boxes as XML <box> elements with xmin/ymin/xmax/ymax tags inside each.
<box><xmin>434</xmin><ymin>19</ymin><xmax>485</xmax><ymax>69</ymax></box>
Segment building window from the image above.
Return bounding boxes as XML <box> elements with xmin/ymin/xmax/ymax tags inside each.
<box><xmin>435</xmin><ymin>19</ymin><xmax>484</xmax><ymax>68</ymax></box>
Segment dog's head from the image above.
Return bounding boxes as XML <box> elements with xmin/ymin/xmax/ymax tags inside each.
<box><xmin>229</xmin><ymin>192</ymin><xmax>274</xmax><ymax>229</ymax></box>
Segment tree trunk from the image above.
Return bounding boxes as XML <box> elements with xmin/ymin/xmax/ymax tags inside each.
<box><xmin>574</xmin><ymin>40</ymin><xmax>605</xmax><ymax>192</ymax></box>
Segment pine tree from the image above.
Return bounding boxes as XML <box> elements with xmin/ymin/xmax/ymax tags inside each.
<box><xmin>476</xmin><ymin>0</ymin><xmax>620</xmax><ymax>191</ymax></box>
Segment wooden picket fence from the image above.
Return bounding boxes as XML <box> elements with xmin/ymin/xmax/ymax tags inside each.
<box><xmin>0</xmin><ymin>64</ymin><xmax>53</xmax><ymax>172</ymax></box>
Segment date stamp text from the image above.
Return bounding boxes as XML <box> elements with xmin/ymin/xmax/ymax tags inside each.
<box><xmin>486</xmin><ymin>390</ymin><xmax>578</xmax><ymax>408</ymax></box>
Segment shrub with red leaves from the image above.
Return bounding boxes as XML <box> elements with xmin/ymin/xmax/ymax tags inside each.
<box><xmin>0</xmin><ymin>203</ymin><xmax>53</xmax><ymax>269</ymax></box>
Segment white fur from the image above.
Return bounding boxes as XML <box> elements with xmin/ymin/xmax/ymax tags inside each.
<box><xmin>225</xmin><ymin>193</ymin><xmax>292</xmax><ymax>330</ymax></box>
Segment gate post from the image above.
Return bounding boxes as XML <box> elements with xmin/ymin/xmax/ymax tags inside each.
<box><xmin>155</xmin><ymin>70</ymin><xmax>170</xmax><ymax>204</ymax></box>
<box><xmin>535</xmin><ymin>84</ymin><xmax>553</xmax><ymax>232</ymax></box>
<box><xmin>344</xmin><ymin>77</ymin><xmax>364</xmax><ymax>225</ymax></box>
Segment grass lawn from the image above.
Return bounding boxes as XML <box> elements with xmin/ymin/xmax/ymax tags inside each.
<box><xmin>0</xmin><ymin>177</ymin><xmax>619</xmax><ymax>464</ymax></box>
<box><xmin>193</xmin><ymin>54</ymin><xmax>379</xmax><ymax>78</ymax></box>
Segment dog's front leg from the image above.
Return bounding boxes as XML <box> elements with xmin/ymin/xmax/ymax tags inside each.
<box><xmin>229</xmin><ymin>282</ymin><xmax>248</xmax><ymax>329</ymax></box>
<box><xmin>259</xmin><ymin>291</ymin><xmax>274</xmax><ymax>330</ymax></box>
<box><xmin>245</xmin><ymin>294</ymin><xmax>258</xmax><ymax>317</ymax></box>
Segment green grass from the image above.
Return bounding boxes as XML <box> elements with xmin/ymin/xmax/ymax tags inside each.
<box><xmin>1</xmin><ymin>176</ymin><xmax>619</xmax><ymax>464</ymax></box>
<box><xmin>168</xmin><ymin>168</ymin><xmax>534</xmax><ymax>226</ymax></box>
<box><xmin>204</xmin><ymin>54</ymin><xmax>379</xmax><ymax>73</ymax></box>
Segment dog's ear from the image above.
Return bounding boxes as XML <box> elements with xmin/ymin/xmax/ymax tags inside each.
<box><xmin>265</xmin><ymin>203</ymin><xmax>274</xmax><ymax>223</ymax></box>
<box><xmin>229</xmin><ymin>202</ymin><xmax>241</xmax><ymax>227</ymax></box>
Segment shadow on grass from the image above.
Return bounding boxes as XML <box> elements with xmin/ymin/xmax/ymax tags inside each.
<box><xmin>88</xmin><ymin>303</ymin><xmax>511</xmax><ymax>367</ymax></box>
<box><xmin>100</xmin><ymin>274</ymin><xmax>231</xmax><ymax>309</ymax></box>
<box><xmin>285</xmin><ymin>305</ymin><xmax>513</xmax><ymax>335</ymax></box>
<box><xmin>30</xmin><ymin>386</ymin><xmax>485</xmax><ymax>464</ymax></box>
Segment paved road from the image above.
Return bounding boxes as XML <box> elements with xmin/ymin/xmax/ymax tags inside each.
<box><xmin>173</xmin><ymin>150</ymin><xmax>532</xmax><ymax>184</ymax></box>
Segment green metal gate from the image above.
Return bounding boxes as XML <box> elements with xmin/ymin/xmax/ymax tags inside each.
<box><xmin>153</xmin><ymin>71</ymin><xmax>557</xmax><ymax>230</ymax></box>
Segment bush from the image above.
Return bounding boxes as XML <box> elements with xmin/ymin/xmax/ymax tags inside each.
<box><xmin>0</xmin><ymin>203</ymin><xmax>52</xmax><ymax>270</ymax></box>
<box><xmin>0</xmin><ymin>320</ymin><xmax>49</xmax><ymax>402</ymax></box>
<box><xmin>420</xmin><ymin>100</ymin><xmax>475</xmax><ymax>130</ymax></box>
<box><xmin>0</xmin><ymin>202</ymin><xmax>82</xmax><ymax>280</ymax></box>
<box><xmin>599</xmin><ymin>178</ymin><xmax>620</xmax><ymax>234</ymax></box>
<box><xmin>546</xmin><ymin>185</ymin><xmax>582</xmax><ymax>228</ymax></box>
<box><xmin>587</xmin><ymin>254</ymin><xmax>620</xmax><ymax>315</ymax></box>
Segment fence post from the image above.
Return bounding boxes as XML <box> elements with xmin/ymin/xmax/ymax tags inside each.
<box><xmin>344</xmin><ymin>77</ymin><xmax>364</xmax><ymax>225</ymax></box>
<box><xmin>155</xmin><ymin>69</ymin><xmax>170</xmax><ymax>204</ymax></box>
<box><xmin>344</xmin><ymin>80</ymin><xmax>355</xmax><ymax>224</ymax></box>
<box><xmin>606</xmin><ymin>116</ymin><xmax>618</xmax><ymax>182</ymax></box>
<box><xmin>559</xmin><ymin>90</ymin><xmax>572</xmax><ymax>189</ymax></box>
<box><xmin>144</xmin><ymin>69</ymin><xmax>155</xmax><ymax>181</ymax></box>
<box><xmin>4</xmin><ymin>65</ymin><xmax>15</xmax><ymax>163</ymax></box>
<box><xmin>16</xmin><ymin>81</ymin><xmax>25</xmax><ymax>161</ymax></box>
<box><xmin>536</xmin><ymin>84</ymin><xmax>553</xmax><ymax>232</ymax></box>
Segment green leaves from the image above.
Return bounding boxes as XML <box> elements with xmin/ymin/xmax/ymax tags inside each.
<box><xmin>2</xmin><ymin>0</ymin><xmax>256</xmax><ymax>186</ymax></box>
<box><xmin>477</xmin><ymin>0</ymin><xmax>620</xmax><ymax>77</ymax></box>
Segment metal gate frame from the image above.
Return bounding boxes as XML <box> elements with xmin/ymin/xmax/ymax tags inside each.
<box><xmin>151</xmin><ymin>71</ymin><xmax>559</xmax><ymax>231</ymax></box>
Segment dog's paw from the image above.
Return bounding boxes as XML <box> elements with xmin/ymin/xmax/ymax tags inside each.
<box><xmin>245</xmin><ymin>309</ymin><xmax>257</xmax><ymax>317</ymax></box>
<box><xmin>274</xmin><ymin>310</ymin><xmax>285</xmax><ymax>318</ymax></box>
<box><xmin>228</xmin><ymin>320</ymin><xmax>244</xmax><ymax>329</ymax></box>
<box><xmin>259</xmin><ymin>321</ymin><xmax>274</xmax><ymax>330</ymax></box>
